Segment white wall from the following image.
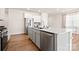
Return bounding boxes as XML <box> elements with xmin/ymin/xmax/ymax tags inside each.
<box><xmin>48</xmin><ymin>14</ymin><xmax>63</xmax><ymax>28</ymax></box>
<box><xmin>8</xmin><ymin>9</ymin><xmax>41</xmax><ymax>39</ymax></box>
<box><xmin>8</xmin><ymin>9</ymin><xmax>25</xmax><ymax>36</ymax></box>
<box><xmin>0</xmin><ymin>8</ymin><xmax>5</xmax><ymax>19</ymax></box>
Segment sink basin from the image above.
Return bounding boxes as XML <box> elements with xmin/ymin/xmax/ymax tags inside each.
<box><xmin>38</xmin><ymin>27</ymin><xmax>44</xmax><ymax>29</ymax></box>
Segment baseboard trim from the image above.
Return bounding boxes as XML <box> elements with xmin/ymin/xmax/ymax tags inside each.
<box><xmin>10</xmin><ymin>33</ymin><xmax>26</xmax><ymax>36</ymax></box>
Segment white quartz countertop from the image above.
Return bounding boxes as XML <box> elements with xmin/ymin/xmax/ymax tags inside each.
<box><xmin>40</xmin><ymin>28</ymin><xmax>71</xmax><ymax>34</ymax></box>
<box><xmin>32</xmin><ymin>27</ymin><xmax>72</xmax><ymax>34</ymax></box>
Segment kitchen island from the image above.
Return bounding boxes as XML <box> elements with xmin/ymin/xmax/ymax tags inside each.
<box><xmin>28</xmin><ymin>27</ymin><xmax>72</xmax><ymax>51</ymax></box>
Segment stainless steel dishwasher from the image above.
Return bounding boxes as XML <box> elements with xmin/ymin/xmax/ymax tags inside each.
<box><xmin>40</xmin><ymin>31</ymin><xmax>56</xmax><ymax>51</ymax></box>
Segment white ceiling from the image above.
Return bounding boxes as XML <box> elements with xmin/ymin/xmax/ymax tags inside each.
<box><xmin>17</xmin><ymin>8</ymin><xmax>79</xmax><ymax>15</ymax></box>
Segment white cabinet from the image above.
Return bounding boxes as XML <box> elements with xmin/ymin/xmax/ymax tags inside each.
<box><xmin>33</xmin><ymin>16</ymin><xmax>41</xmax><ymax>22</ymax></box>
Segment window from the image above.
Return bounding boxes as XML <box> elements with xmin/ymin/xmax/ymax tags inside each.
<box><xmin>65</xmin><ymin>13</ymin><xmax>79</xmax><ymax>32</ymax></box>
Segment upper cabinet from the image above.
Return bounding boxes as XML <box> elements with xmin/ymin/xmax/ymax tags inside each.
<box><xmin>24</xmin><ymin>12</ymin><xmax>49</xmax><ymax>28</ymax></box>
<box><xmin>24</xmin><ymin>12</ymin><xmax>41</xmax><ymax>22</ymax></box>
<box><xmin>33</xmin><ymin>16</ymin><xmax>41</xmax><ymax>22</ymax></box>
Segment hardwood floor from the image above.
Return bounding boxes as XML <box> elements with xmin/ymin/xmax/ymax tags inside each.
<box><xmin>5</xmin><ymin>34</ymin><xmax>40</xmax><ymax>51</ymax></box>
<box><xmin>5</xmin><ymin>33</ymin><xmax>79</xmax><ymax>51</ymax></box>
<box><xmin>72</xmin><ymin>33</ymin><xmax>79</xmax><ymax>51</ymax></box>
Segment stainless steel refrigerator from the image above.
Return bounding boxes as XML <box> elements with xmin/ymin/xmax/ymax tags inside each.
<box><xmin>24</xmin><ymin>18</ymin><xmax>34</xmax><ymax>34</ymax></box>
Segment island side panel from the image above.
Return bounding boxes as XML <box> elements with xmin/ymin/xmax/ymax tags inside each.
<box><xmin>57</xmin><ymin>32</ymin><xmax>70</xmax><ymax>51</ymax></box>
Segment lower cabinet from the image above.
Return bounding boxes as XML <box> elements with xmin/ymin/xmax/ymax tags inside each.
<box><xmin>28</xmin><ymin>28</ymin><xmax>55</xmax><ymax>50</ymax></box>
<box><xmin>32</xmin><ymin>29</ymin><xmax>36</xmax><ymax>44</ymax></box>
<box><xmin>28</xmin><ymin>28</ymin><xmax>40</xmax><ymax>48</ymax></box>
<box><xmin>35</xmin><ymin>30</ymin><xmax>40</xmax><ymax>48</ymax></box>
<box><xmin>32</xmin><ymin>29</ymin><xmax>40</xmax><ymax>48</ymax></box>
<box><xmin>28</xmin><ymin>28</ymin><xmax>33</xmax><ymax>39</ymax></box>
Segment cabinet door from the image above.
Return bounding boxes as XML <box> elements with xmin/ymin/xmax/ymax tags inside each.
<box><xmin>40</xmin><ymin>31</ymin><xmax>54</xmax><ymax>51</ymax></box>
<box><xmin>35</xmin><ymin>30</ymin><xmax>40</xmax><ymax>48</ymax></box>
<box><xmin>32</xmin><ymin>29</ymin><xmax>36</xmax><ymax>43</ymax></box>
<box><xmin>28</xmin><ymin>28</ymin><xmax>33</xmax><ymax>39</ymax></box>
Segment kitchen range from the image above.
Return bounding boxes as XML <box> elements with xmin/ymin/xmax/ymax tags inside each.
<box><xmin>0</xmin><ymin>26</ymin><xmax>8</xmax><ymax>51</ymax></box>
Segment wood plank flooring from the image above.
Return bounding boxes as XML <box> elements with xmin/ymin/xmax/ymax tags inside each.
<box><xmin>4</xmin><ymin>33</ymin><xmax>79</xmax><ymax>51</ymax></box>
<box><xmin>5</xmin><ymin>34</ymin><xmax>40</xmax><ymax>51</ymax></box>
<box><xmin>72</xmin><ymin>33</ymin><xmax>79</xmax><ymax>51</ymax></box>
